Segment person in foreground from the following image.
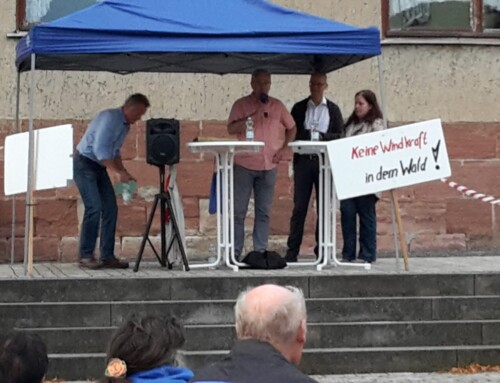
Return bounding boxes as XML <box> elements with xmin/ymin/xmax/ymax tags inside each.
<box><xmin>0</xmin><ymin>332</ymin><xmax>49</xmax><ymax>383</ymax></box>
<box><xmin>101</xmin><ymin>314</ymin><xmax>193</xmax><ymax>383</ymax></box>
<box><xmin>341</xmin><ymin>89</ymin><xmax>384</xmax><ymax>264</ymax></box>
<box><xmin>74</xmin><ymin>93</ymin><xmax>150</xmax><ymax>269</ymax></box>
<box><xmin>286</xmin><ymin>72</ymin><xmax>344</xmax><ymax>263</ymax></box>
<box><xmin>227</xmin><ymin>69</ymin><xmax>296</xmax><ymax>260</ymax></box>
<box><xmin>191</xmin><ymin>284</ymin><xmax>317</xmax><ymax>383</ymax></box>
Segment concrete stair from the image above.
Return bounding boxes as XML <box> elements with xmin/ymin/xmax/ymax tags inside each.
<box><xmin>2</xmin><ymin>272</ymin><xmax>500</xmax><ymax>380</ymax></box>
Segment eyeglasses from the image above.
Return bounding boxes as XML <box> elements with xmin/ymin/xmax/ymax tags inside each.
<box><xmin>309</xmin><ymin>82</ymin><xmax>326</xmax><ymax>87</ymax></box>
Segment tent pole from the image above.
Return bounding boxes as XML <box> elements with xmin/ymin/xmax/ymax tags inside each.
<box><xmin>377</xmin><ymin>55</ymin><xmax>409</xmax><ymax>271</ymax></box>
<box><xmin>24</xmin><ymin>54</ymin><xmax>36</xmax><ymax>275</ymax></box>
<box><xmin>12</xmin><ymin>71</ymin><xmax>21</xmax><ymax>264</ymax></box>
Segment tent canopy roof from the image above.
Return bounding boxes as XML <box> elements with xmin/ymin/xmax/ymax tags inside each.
<box><xmin>16</xmin><ymin>0</ymin><xmax>381</xmax><ymax>74</ymax></box>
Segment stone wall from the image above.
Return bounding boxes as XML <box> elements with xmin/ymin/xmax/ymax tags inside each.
<box><xmin>1</xmin><ymin>118</ymin><xmax>500</xmax><ymax>263</ymax></box>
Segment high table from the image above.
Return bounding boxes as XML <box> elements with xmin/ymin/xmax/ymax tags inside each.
<box><xmin>187</xmin><ymin>141</ymin><xmax>264</xmax><ymax>271</ymax></box>
<box><xmin>288</xmin><ymin>141</ymin><xmax>371</xmax><ymax>270</ymax></box>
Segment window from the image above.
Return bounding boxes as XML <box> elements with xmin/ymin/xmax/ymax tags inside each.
<box><xmin>382</xmin><ymin>0</ymin><xmax>500</xmax><ymax>37</ymax></box>
<box><xmin>17</xmin><ymin>0</ymin><xmax>101</xmax><ymax>30</ymax></box>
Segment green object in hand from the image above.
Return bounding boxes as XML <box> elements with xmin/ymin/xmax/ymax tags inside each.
<box><xmin>114</xmin><ymin>181</ymin><xmax>137</xmax><ymax>203</ymax></box>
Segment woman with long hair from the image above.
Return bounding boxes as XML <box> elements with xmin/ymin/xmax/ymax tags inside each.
<box><xmin>101</xmin><ymin>314</ymin><xmax>193</xmax><ymax>383</ymax></box>
<box><xmin>341</xmin><ymin>90</ymin><xmax>384</xmax><ymax>263</ymax></box>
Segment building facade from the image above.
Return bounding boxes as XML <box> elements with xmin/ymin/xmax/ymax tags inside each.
<box><xmin>0</xmin><ymin>0</ymin><xmax>499</xmax><ymax>262</ymax></box>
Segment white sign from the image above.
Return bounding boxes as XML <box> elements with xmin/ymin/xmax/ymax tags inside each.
<box><xmin>4</xmin><ymin>124</ymin><xmax>73</xmax><ymax>196</ymax></box>
<box><xmin>327</xmin><ymin>119</ymin><xmax>451</xmax><ymax>200</ymax></box>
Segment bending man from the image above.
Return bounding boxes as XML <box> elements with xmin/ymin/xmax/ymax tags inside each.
<box><xmin>74</xmin><ymin>93</ymin><xmax>150</xmax><ymax>269</ymax></box>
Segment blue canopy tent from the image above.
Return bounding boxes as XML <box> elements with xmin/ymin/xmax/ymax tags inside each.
<box><xmin>13</xmin><ymin>0</ymin><xmax>384</xmax><ymax>271</ymax></box>
<box><xmin>16</xmin><ymin>0</ymin><xmax>380</xmax><ymax>74</ymax></box>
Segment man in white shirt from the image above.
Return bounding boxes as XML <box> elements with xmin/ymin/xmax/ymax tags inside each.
<box><xmin>286</xmin><ymin>72</ymin><xmax>344</xmax><ymax>262</ymax></box>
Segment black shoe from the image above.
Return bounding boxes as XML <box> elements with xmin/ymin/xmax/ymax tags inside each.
<box><xmin>79</xmin><ymin>257</ymin><xmax>102</xmax><ymax>270</ymax></box>
<box><xmin>100</xmin><ymin>258</ymin><xmax>129</xmax><ymax>269</ymax></box>
<box><xmin>358</xmin><ymin>257</ymin><xmax>375</xmax><ymax>264</ymax></box>
<box><xmin>341</xmin><ymin>257</ymin><xmax>354</xmax><ymax>263</ymax></box>
<box><xmin>285</xmin><ymin>254</ymin><xmax>298</xmax><ymax>263</ymax></box>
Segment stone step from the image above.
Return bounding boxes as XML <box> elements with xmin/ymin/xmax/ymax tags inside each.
<box><xmin>46</xmin><ymin>345</ymin><xmax>500</xmax><ymax>381</ymax></box>
<box><xmin>1</xmin><ymin>272</ymin><xmax>499</xmax><ymax>302</ymax></box>
<box><xmin>4</xmin><ymin>295</ymin><xmax>500</xmax><ymax>329</ymax></box>
<box><xmin>23</xmin><ymin>320</ymin><xmax>500</xmax><ymax>353</ymax></box>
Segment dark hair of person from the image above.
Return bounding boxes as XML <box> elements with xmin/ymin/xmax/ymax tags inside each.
<box><xmin>251</xmin><ymin>68</ymin><xmax>270</xmax><ymax>78</ymax></box>
<box><xmin>344</xmin><ymin>89</ymin><xmax>383</xmax><ymax>127</ymax></box>
<box><xmin>101</xmin><ymin>315</ymin><xmax>186</xmax><ymax>383</ymax></box>
<box><xmin>0</xmin><ymin>332</ymin><xmax>49</xmax><ymax>383</ymax></box>
<box><xmin>124</xmin><ymin>93</ymin><xmax>150</xmax><ymax>108</ymax></box>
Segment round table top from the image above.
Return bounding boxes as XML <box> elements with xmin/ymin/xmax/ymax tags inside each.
<box><xmin>187</xmin><ymin>141</ymin><xmax>264</xmax><ymax>152</ymax></box>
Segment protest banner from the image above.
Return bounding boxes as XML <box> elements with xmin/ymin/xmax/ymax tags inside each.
<box><xmin>327</xmin><ymin>119</ymin><xmax>451</xmax><ymax>200</ymax></box>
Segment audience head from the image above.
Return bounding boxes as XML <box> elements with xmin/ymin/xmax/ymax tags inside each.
<box><xmin>251</xmin><ymin>69</ymin><xmax>271</xmax><ymax>102</ymax></box>
<box><xmin>102</xmin><ymin>314</ymin><xmax>186</xmax><ymax>383</ymax></box>
<box><xmin>122</xmin><ymin>93</ymin><xmax>150</xmax><ymax>124</ymax></box>
<box><xmin>309</xmin><ymin>72</ymin><xmax>328</xmax><ymax>104</ymax></box>
<box><xmin>346</xmin><ymin>89</ymin><xmax>383</xmax><ymax>126</ymax></box>
<box><xmin>0</xmin><ymin>332</ymin><xmax>49</xmax><ymax>383</ymax></box>
<box><xmin>234</xmin><ymin>284</ymin><xmax>307</xmax><ymax>365</ymax></box>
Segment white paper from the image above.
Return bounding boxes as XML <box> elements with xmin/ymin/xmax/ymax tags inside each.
<box><xmin>4</xmin><ymin>124</ymin><xmax>73</xmax><ymax>196</ymax></box>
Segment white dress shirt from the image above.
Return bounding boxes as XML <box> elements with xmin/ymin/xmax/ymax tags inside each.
<box><xmin>304</xmin><ymin>97</ymin><xmax>330</xmax><ymax>133</ymax></box>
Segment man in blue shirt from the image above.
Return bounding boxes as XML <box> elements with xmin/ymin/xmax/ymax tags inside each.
<box><xmin>74</xmin><ymin>93</ymin><xmax>150</xmax><ymax>269</ymax></box>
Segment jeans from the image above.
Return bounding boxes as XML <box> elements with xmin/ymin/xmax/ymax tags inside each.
<box><xmin>233</xmin><ymin>165</ymin><xmax>277</xmax><ymax>257</ymax></box>
<box><xmin>73</xmin><ymin>152</ymin><xmax>118</xmax><ymax>261</ymax></box>
<box><xmin>340</xmin><ymin>194</ymin><xmax>377</xmax><ymax>262</ymax></box>
<box><xmin>287</xmin><ymin>155</ymin><xmax>319</xmax><ymax>259</ymax></box>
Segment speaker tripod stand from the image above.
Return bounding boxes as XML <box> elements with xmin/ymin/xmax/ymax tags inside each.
<box><xmin>134</xmin><ymin>164</ymin><xmax>190</xmax><ymax>272</ymax></box>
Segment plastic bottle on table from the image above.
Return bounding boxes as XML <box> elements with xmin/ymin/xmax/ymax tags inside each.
<box><xmin>245</xmin><ymin>117</ymin><xmax>254</xmax><ymax>141</ymax></box>
<box><xmin>310</xmin><ymin>121</ymin><xmax>319</xmax><ymax>141</ymax></box>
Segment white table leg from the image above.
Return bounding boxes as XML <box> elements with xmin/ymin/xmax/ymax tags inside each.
<box><xmin>220</xmin><ymin>151</ymin><xmax>238</xmax><ymax>271</ymax></box>
<box><xmin>326</xmin><ymin>152</ymin><xmax>371</xmax><ymax>270</ymax></box>
<box><xmin>189</xmin><ymin>152</ymin><xmax>223</xmax><ymax>269</ymax></box>
<box><xmin>317</xmin><ymin>152</ymin><xmax>330</xmax><ymax>270</ymax></box>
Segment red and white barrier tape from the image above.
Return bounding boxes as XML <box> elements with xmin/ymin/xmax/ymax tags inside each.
<box><xmin>441</xmin><ymin>178</ymin><xmax>500</xmax><ymax>205</ymax></box>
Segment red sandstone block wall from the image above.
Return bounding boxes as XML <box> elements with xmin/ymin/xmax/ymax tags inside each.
<box><xmin>0</xmin><ymin>119</ymin><xmax>499</xmax><ymax>263</ymax></box>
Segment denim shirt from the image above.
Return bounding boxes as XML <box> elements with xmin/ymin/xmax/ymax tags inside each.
<box><xmin>77</xmin><ymin>107</ymin><xmax>129</xmax><ymax>163</ymax></box>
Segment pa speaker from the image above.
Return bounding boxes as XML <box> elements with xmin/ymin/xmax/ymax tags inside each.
<box><xmin>146</xmin><ymin>118</ymin><xmax>180</xmax><ymax>166</ymax></box>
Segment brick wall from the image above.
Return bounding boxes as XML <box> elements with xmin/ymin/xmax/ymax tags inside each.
<box><xmin>1</xmin><ymin>120</ymin><xmax>500</xmax><ymax>263</ymax></box>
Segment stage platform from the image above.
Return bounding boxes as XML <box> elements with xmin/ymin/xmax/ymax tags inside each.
<box><xmin>2</xmin><ymin>254</ymin><xmax>500</xmax><ymax>280</ymax></box>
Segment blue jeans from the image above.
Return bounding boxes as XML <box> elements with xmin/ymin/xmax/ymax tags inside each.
<box><xmin>233</xmin><ymin>165</ymin><xmax>277</xmax><ymax>257</ymax></box>
<box><xmin>340</xmin><ymin>195</ymin><xmax>377</xmax><ymax>262</ymax></box>
<box><xmin>73</xmin><ymin>152</ymin><xmax>117</xmax><ymax>261</ymax></box>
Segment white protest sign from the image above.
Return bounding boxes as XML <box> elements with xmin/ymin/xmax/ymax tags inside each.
<box><xmin>327</xmin><ymin>119</ymin><xmax>451</xmax><ymax>200</ymax></box>
<box><xmin>4</xmin><ymin>124</ymin><xmax>73</xmax><ymax>196</ymax></box>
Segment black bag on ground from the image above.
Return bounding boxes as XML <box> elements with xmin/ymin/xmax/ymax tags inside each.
<box><xmin>242</xmin><ymin>250</ymin><xmax>287</xmax><ymax>269</ymax></box>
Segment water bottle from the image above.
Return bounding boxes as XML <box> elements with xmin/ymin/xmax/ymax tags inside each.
<box><xmin>207</xmin><ymin>243</ymin><xmax>217</xmax><ymax>269</ymax></box>
<box><xmin>245</xmin><ymin>117</ymin><xmax>254</xmax><ymax>141</ymax></box>
<box><xmin>310</xmin><ymin>121</ymin><xmax>319</xmax><ymax>141</ymax></box>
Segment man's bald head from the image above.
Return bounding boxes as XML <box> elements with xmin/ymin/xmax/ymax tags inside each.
<box><xmin>234</xmin><ymin>284</ymin><xmax>307</xmax><ymax>363</ymax></box>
